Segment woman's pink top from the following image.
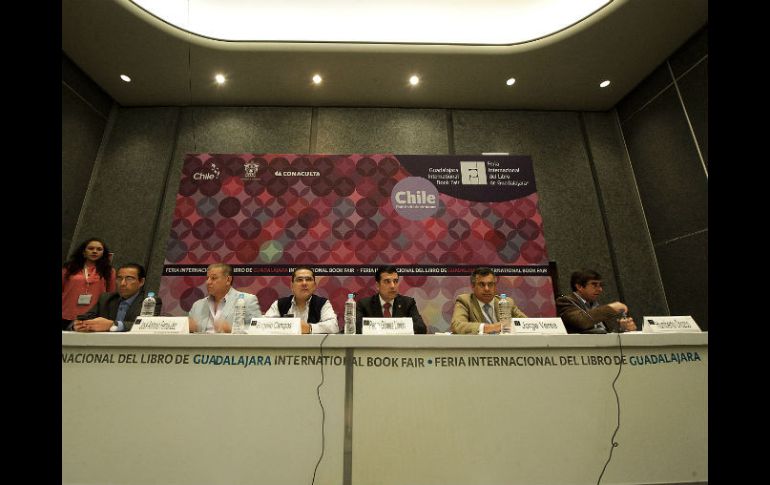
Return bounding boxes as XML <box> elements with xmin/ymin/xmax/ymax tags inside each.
<box><xmin>61</xmin><ymin>265</ymin><xmax>116</xmax><ymax>320</ymax></box>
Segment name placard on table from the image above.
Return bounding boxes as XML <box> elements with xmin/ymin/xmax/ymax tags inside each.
<box><xmin>642</xmin><ymin>316</ymin><xmax>701</xmax><ymax>333</ymax></box>
<box><xmin>248</xmin><ymin>317</ymin><xmax>302</xmax><ymax>335</ymax></box>
<box><xmin>362</xmin><ymin>318</ymin><xmax>414</xmax><ymax>335</ymax></box>
<box><xmin>510</xmin><ymin>318</ymin><xmax>568</xmax><ymax>335</ymax></box>
<box><xmin>131</xmin><ymin>317</ymin><xmax>189</xmax><ymax>334</ymax></box>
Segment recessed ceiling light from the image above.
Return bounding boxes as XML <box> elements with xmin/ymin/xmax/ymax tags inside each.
<box><xmin>215</xmin><ymin>74</ymin><xmax>226</xmax><ymax>84</ymax></box>
<box><xmin>409</xmin><ymin>75</ymin><xmax>420</xmax><ymax>86</ymax></box>
<box><xmin>312</xmin><ymin>74</ymin><xmax>322</xmax><ymax>84</ymax></box>
<box><xmin>600</xmin><ymin>80</ymin><xmax>611</xmax><ymax>88</ymax></box>
<box><xmin>506</xmin><ymin>78</ymin><xmax>516</xmax><ymax>86</ymax></box>
<box><xmin>120</xmin><ymin>74</ymin><xmax>131</xmax><ymax>82</ymax></box>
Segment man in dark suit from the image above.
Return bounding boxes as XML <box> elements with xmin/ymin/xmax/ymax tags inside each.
<box><xmin>70</xmin><ymin>263</ymin><xmax>161</xmax><ymax>332</ymax></box>
<box><xmin>355</xmin><ymin>265</ymin><xmax>426</xmax><ymax>334</ymax></box>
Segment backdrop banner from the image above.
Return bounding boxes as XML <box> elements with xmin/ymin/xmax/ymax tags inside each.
<box><xmin>159</xmin><ymin>154</ymin><xmax>555</xmax><ymax>331</ymax></box>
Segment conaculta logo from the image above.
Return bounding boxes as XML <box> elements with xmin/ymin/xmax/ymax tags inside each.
<box><xmin>192</xmin><ymin>162</ymin><xmax>221</xmax><ymax>181</ymax></box>
<box><xmin>273</xmin><ymin>170</ymin><xmax>321</xmax><ymax>177</ymax></box>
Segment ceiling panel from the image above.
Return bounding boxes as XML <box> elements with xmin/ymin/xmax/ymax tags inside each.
<box><xmin>62</xmin><ymin>0</ymin><xmax>708</xmax><ymax>110</ymax></box>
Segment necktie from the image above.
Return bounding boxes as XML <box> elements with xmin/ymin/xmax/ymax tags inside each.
<box><xmin>116</xmin><ymin>299</ymin><xmax>130</xmax><ymax>322</ymax></box>
<box><xmin>383</xmin><ymin>302</ymin><xmax>392</xmax><ymax>317</ymax></box>
<box><xmin>483</xmin><ymin>303</ymin><xmax>494</xmax><ymax>323</ymax></box>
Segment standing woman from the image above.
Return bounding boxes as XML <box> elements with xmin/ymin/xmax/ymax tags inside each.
<box><xmin>61</xmin><ymin>238</ymin><xmax>116</xmax><ymax>330</ymax></box>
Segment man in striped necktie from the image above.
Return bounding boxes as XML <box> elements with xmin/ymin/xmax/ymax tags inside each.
<box><xmin>450</xmin><ymin>267</ymin><xmax>526</xmax><ymax>334</ymax></box>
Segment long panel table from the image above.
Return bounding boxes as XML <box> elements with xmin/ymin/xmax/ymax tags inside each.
<box><xmin>62</xmin><ymin>332</ymin><xmax>707</xmax><ymax>485</ymax></box>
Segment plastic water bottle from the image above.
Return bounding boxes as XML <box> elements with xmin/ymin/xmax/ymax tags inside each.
<box><xmin>140</xmin><ymin>291</ymin><xmax>157</xmax><ymax>317</ymax></box>
<box><xmin>233</xmin><ymin>293</ymin><xmax>247</xmax><ymax>334</ymax></box>
<box><xmin>498</xmin><ymin>293</ymin><xmax>512</xmax><ymax>334</ymax></box>
<box><xmin>344</xmin><ymin>293</ymin><xmax>356</xmax><ymax>334</ymax></box>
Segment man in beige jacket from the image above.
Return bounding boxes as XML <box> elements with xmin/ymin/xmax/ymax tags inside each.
<box><xmin>450</xmin><ymin>267</ymin><xmax>526</xmax><ymax>334</ymax></box>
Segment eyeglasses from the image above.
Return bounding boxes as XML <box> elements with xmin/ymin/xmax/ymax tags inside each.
<box><xmin>116</xmin><ymin>276</ymin><xmax>138</xmax><ymax>283</ymax></box>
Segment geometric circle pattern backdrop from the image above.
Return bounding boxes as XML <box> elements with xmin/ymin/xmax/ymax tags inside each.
<box><xmin>159</xmin><ymin>154</ymin><xmax>556</xmax><ymax>327</ymax></box>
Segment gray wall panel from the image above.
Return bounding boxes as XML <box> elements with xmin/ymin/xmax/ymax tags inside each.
<box><xmin>582</xmin><ymin>111</ymin><xmax>668</xmax><ymax>320</ymax></box>
<box><xmin>653</xmin><ymin>231</ymin><xmax>708</xmax><ymax>330</ymax></box>
<box><xmin>71</xmin><ymin>107</ymin><xmax>181</xmax><ymax>275</ymax></box>
<box><xmin>62</xmin><ymin>53</ymin><xmax>112</xmax><ymax>119</ymax></box>
<box><xmin>315</xmin><ymin>108</ymin><xmax>447</xmax><ymax>154</ymax></box>
<box><xmin>669</xmin><ymin>27</ymin><xmax>708</xmax><ymax>78</ymax></box>
<box><xmin>677</xmin><ymin>59</ymin><xmax>708</xmax><ymax>166</ymax></box>
<box><xmin>452</xmin><ymin>110</ymin><xmax>625</xmax><ymax>303</ymax></box>
<box><xmin>622</xmin><ymin>88</ymin><xmax>707</xmax><ymax>244</ymax></box>
<box><xmin>183</xmin><ymin>107</ymin><xmax>313</xmax><ymax>154</ymax></box>
<box><xmin>616</xmin><ymin>64</ymin><xmax>671</xmax><ymax>124</ymax></box>
<box><xmin>618</xmin><ymin>26</ymin><xmax>708</xmax><ymax>329</ymax></box>
<box><xmin>61</xmin><ymin>84</ymin><xmax>109</xmax><ymax>263</ymax></box>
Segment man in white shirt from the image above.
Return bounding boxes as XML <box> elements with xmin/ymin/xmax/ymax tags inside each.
<box><xmin>264</xmin><ymin>266</ymin><xmax>339</xmax><ymax>334</ymax></box>
<box><xmin>188</xmin><ymin>263</ymin><xmax>261</xmax><ymax>333</ymax></box>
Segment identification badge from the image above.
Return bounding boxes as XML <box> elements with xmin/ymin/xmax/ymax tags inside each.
<box><xmin>77</xmin><ymin>294</ymin><xmax>93</xmax><ymax>305</ymax></box>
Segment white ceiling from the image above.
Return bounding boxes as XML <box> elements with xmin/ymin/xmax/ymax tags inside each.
<box><xmin>62</xmin><ymin>0</ymin><xmax>708</xmax><ymax>110</ymax></box>
<box><xmin>129</xmin><ymin>0</ymin><xmax>612</xmax><ymax>44</ymax></box>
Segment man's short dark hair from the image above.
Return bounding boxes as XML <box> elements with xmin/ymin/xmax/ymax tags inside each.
<box><xmin>570</xmin><ymin>269</ymin><xmax>602</xmax><ymax>291</ymax></box>
<box><xmin>470</xmin><ymin>267</ymin><xmax>495</xmax><ymax>285</ymax></box>
<box><xmin>118</xmin><ymin>262</ymin><xmax>146</xmax><ymax>280</ymax></box>
<box><xmin>292</xmin><ymin>266</ymin><xmax>315</xmax><ymax>281</ymax></box>
<box><xmin>375</xmin><ymin>265</ymin><xmax>398</xmax><ymax>282</ymax></box>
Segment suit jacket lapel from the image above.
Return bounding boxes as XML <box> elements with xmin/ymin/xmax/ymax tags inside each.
<box><xmin>107</xmin><ymin>294</ymin><xmax>121</xmax><ymax>320</ymax></box>
<box><xmin>126</xmin><ymin>291</ymin><xmax>145</xmax><ymax>321</ymax></box>
<box><xmin>572</xmin><ymin>293</ymin><xmax>589</xmax><ymax>311</ymax></box>
<box><xmin>372</xmin><ymin>296</ymin><xmax>383</xmax><ymax>318</ymax></box>
<box><xmin>391</xmin><ymin>296</ymin><xmax>402</xmax><ymax>318</ymax></box>
<box><xmin>469</xmin><ymin>295</ymin><xmax>484</xmax><ymax>322</ymax></box>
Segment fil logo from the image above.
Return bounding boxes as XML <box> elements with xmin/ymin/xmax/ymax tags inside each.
<box><xmin>460</xmin><ymin>161</ymin><xmax>488</xmax><ymax>185</ymax></box>
<box><xmin>243</xmin><ymin>160</ymin><xmax>260</xmax><ymax>179</ymax></box>
<box><xmin>192</xmin><ymin>162</ymin><xmax>221</xmax><ymax>181</ymax></box>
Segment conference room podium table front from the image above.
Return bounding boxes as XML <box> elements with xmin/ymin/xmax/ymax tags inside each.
<box><xmin>62</xmin><ymin>332</ymin><xmax>707</xmax><ymax>485</ymax></box>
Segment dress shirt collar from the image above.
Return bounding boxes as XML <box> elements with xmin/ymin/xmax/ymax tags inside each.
<box><xmin>209</xmin><ymin>286</ymin><xmax>238</xmax><ymax>304</ymax></box>
<box><xmin>121</xmin><ymin>292</ymin><xmax>141</xmax><ymax>306</ymax></box>
<box><xmin>379</xmin><ymin>295</ymin><xmax>395</xmax><ymax>309</ymax></box>
<box><xmin>290</xmin><ymin>294</ymin><xmax>313</xmax><ymax>309</ymax></box>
